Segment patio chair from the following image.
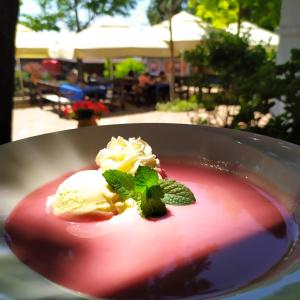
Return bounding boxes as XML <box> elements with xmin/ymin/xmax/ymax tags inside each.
<box><xmin>121</xmin><ymin>78</ymin><xmax>139</xmax><ymax>107</ymax></box>
<box><xmin>36</xmin><ymin>81</ymin><xmax>72</xmax><ymax>117</ymax></box>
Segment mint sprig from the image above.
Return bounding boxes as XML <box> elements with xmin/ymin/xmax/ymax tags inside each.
<box><xmin>134</xmin><ymin>166</ymin><xmax>159</xmax><ymax>192</ymax></box>
<box><xmin>103</xmin><ymin>166</ymin><xmax>196</xmax><ymax>219</ymax></box>
<box><xmin>103</xmin><ymin>170</ymin><xmax>135</xmax><ymax>200</ymax></box>
<box><xmin>159</xmin><ymin>180</ymin><xmax>196</xmax><ymax>205</ymax></box>
<box><xmin>137</xmin><ymin>185</ymin><xmax>167</xmax><ymax>218</ymax></box>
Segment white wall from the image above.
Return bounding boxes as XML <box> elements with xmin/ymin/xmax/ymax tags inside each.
<box><xmin>277</xmin><ymin>0</ymin><xmax>300</xmax><ymax>64</ymax></box>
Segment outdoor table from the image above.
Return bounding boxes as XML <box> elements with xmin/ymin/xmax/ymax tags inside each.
<box><xmin>83</xmin><ymin>84</ymin><xmax>107</xmax><ymax>99</ymax></box>
<box><xmin>59</xmin><ymin>83</ymin><xmax>107</xmax><ymax>101</ymax></box>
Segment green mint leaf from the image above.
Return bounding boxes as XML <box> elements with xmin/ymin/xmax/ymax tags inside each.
<box><xmin>134</xmin><ymin>166</ymin><xmax>159</xmax><ymax>193</ymax></box>
<box><xmin>159</xmin><ymin>180</ymin><xmax>196</xmax><ymax>205</ymax></box>
<box><xmin>103</xmin><ymin>170</ymin><xmax>135</xmax><ymax>200</ymax></box>
<box><xmin>136</xmin><ymin>185</ymin><xmax>166</xmax><ymax>218</ymax></box>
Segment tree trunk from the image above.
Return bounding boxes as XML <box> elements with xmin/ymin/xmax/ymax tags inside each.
<box><xmin>168</xmin><ymin>16</ymin><xmax>175</xmax><ymax>101</ymax></box>
<box><xmin>74</xmin><ymin>0</ymin><xmax>81</xmax><ymax>33</ymax></box>
<box><xmin>0</xmin><ymin>0</ymin><xmax>19</xmax><ymax>145</ymax></box>
<box><xmin>73</xmin><ymin>0</ymin><xmax>84</xmax><ymax>82</ymax></box>
<box><xmin>237</xmin><ymin>0</ymin><xmax>242</xmax><ymax>36</ymax></box>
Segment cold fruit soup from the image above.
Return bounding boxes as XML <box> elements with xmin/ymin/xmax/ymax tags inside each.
<box><xmin>5</xmin><ymin>158</ymin><xmax>297</xmax><ymax>299</ymax></box>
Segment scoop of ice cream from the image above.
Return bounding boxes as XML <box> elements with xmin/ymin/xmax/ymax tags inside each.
<box><xmin>52</xmin><ymin>170</ymin><xmax>133</xmax><ymax>220</ymax></box>
<box><xmin>96</xmin><ymin>137</ymin><xmax>160</xmax><ymax>175</ymax></box>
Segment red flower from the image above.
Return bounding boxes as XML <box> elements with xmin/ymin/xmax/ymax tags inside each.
<box><xmin>66</xmin><ymin>99</ymin><xmax>109</xmax><ymax>120</ymax></box>
<box><xmin>62</xmin><ymin>105</ymin><xmax>73</xmax><ymax>118</ymax></box>
<box><xmin>95</xmin><ymin>102</ymin><xmax>109</xmax><ymax>114</ymax></box>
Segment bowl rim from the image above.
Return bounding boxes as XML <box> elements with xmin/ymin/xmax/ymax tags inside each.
<box><xmin>1</xmin><ymin>123</ymin><xmax>300</xmax><ymax>300</ymax></box>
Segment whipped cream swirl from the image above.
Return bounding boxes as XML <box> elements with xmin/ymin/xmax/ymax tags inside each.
<box><xmin>96</xmin><ymin>137</ymin><xmax>160</xmax><ymax>175</ymax></box>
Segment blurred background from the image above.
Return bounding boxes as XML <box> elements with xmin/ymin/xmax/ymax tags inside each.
<box><xmin>1</xmin><ymin>0</ymin><xmax>300</xmax><ymax>145</ymax></box>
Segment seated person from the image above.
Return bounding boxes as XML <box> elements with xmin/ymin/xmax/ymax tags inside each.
<box><xmin>156</xmin><ymin>71</ymin><xmax>169</xmax><ymax>85</ymax></box>
<box><xmin>88</xmin><ymin>72</ymin><xmax>104</xmax><ymax>86</ymax></box>
<box><xmin>154</xmin><ymin>71</ymin><xmax>170</xmax><ymax>102</ymax></box>
<box><xmin>138</xmin><ymin>72</ymin><xmax>152</xmax><ymax>88</ymax></box>
<box><xmin>60</xmin><ymin>69</ymin><xmax>84</xmax><ymax>100</ymax></box>
<box><xmin>123</xmin><ymin>70</ymin><xmax>137</xmax><ymax>93</ymax></box>
<box><xmin>137</xmin><ymin>72</ymin><xmax>155</xmax><ymax>105</ymax></box>
<box><xmin>67</xmin><ymin>69</ymin><xmax>79</xmax><ymax>85</ymax></box>
<box><xmin>23</xmin><ymin>62</ymin><xmax>46</xmax><ymax>103</ymax></box>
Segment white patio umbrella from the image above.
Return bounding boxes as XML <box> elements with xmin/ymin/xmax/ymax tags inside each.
<box><xmin>15</xmin><ymin>24</ymin><xmax>62</xmax><ymax>99</ymax></box>
<box><xmin>16</xmin><ymin>24</ymin><xmax>60</xmax><ymax>59</ymax></box>
<box><xmin>146</xmin><ymin>11</ymin><xmax>208</xmax><ymax>53</ymax></box>
<box><xmin>48</xmin><ymin>32</ymin><xmax>77</xmax><ymax>60</ymax></box>
<box><xmin>49</xmin><ymin>18</ymin><xmax>170</xmax><ymax>60</ymax></box>
<box><xmin>226</xmin><ymin>21</ymin><xmax>279</xmax><ymax>47</ymax></box>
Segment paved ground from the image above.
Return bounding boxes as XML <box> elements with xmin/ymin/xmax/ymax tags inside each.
<box><xmin>12</xmin><ymin>105</ymin><xmax>193</xmax><ymax>141</ymax></box>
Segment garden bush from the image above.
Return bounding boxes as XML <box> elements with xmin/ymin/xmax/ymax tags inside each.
<box><xmin>113</xmin><ymin>58</ymin><xmax>145</xmax><ymax>79</ymax></box>
<box><xmin>156</xmin><ymin>96</ymin><xmax>201</xmax><ymax>112</ymax></box>
<box><xmin>185</xmin><ymin>30</ymin><xmax>300</xmax><ymax>144</ymax></box>
<box><xmin>248</xmin><ymin>49</ymin><xmax>300</xmax><ymax>144</ymax></box>
<box><xmin>14</xmin><ymin>70</ymin><xmax>30</xmax><ymax>95</ymax></box>
<box><xmin>185</xmin><ymin>30</ymin><xmax>276</xmax><ymax>108</ymax></box>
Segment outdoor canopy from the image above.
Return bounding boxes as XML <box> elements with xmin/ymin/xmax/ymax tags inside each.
<box><xmin>16</xmin><ymin>24</ymin><xmax>60</xmax><ymax>59</ymax></box>
<box><xmin>49</xmin><ymin>18</ymin><xmax>170</xmax><ymax>60</ymax></box>
<box><xmin>145</xmin><ymin>11</ymin><xmax>208</xmax><ymax>53</ymax></box>
<box><xmin>226</xmin><ymin>21</ymin><xmax>279</xmax><ymax>46</ymax></box>
<box><xmin>18</xmin><ymin>13</ymin><xmax>278</xmax><ymax>61</ymax></box>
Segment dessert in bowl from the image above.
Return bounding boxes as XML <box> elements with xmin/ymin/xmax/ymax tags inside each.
<box><xmin>49</xmin><ymin>137</ymin><xmax>171</xmax><ymax>221</ymax></box>
<box><xmin>1</xmin><ymin>124</ymin><xmax>300</xmax><ymax>300</ymax></box>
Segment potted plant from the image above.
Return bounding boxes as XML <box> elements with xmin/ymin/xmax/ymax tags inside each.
<box><xmin>63</xmin><ymin>99</ymin><xmax>109</xmax><ymax>127</ymax></box>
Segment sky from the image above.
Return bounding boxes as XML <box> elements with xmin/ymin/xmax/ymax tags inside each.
<box><xmin>20</xmin><ymin>0</ymin><xmax>151</xmax><ymax>29</ymax></box>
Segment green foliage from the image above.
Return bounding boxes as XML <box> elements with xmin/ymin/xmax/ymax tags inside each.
<box><xmin>103</xmin><ymin>169</ymin><xmax>135</xmax><ymax>200</ymax></box>
<box><xmin>20</xmin><ymin>12</ymin><xmax>63</xmax><ymax>31</ymax></box>
<box><xmin>103</xmin><ymin>165</ymin><xmax>196</xmax><ymax>218</ymax></box>
<box><xmin>15</xmin><ymin>71</ymin><xmax>30</xmax><ymax>85</ymax></box>
<box><xmin>227</xmin><ymin>49</ymin><xmax>300</xmax><ymax>145</ymax></box>
<box><xmin>186</xmin><ymin>30</ymin><xmax>300</xmax><ymax>145</ymax></box>
<box><xmin>185</xmin><ymin>30</ymin><xmax>275</xmax><ymax>125</ymax></box>
<box><xmin>156</xmin><ymin>97</ymin><xmax>200</xmax><ymax>112</ymax></box>
<box><xmin>134</xmin><ymin>166</ymin><xmax>159</xmax><ymax>192</ymax></box>
<box><xmin>103</xmin><ymin>59</ymin><xmax>113</xmax><ymax>79</ymax></box>
<box><xmin>113</xmin><ymin>58</ymin><xmax>145</xmax><ymax>79</ymax></box>
<box><xmin>264</xmin><ymin>282</ymin><xmax>300</xmax><ymax>300</ymax></box>
<box><xmin>188</xmin><ymin>0</ymin><xmax>282</xmax><ymax>31</ymax></box>
<box><xmin>136</xmin><ymin>185</ymin><xmax>167</xmax><ymax>219</ymax></box>
<box><xmin>20</xmin><ymin>0</ymin><xmax>137</xmax><ymax>32</ymax></box>
<box><xmin>255</xmin><ymin>49</ymin><xmax>300</xmax><ymax>144</ymax></box>
<box><xmin>248</xmin><ymin>0</ymin><xmax>282</xmax><ymax>32</ymax></box>
<box><xmin>185</xmin><ymin>30</ymin><xmax>273</xmax><ymax>106</ymax></box>
<box><xmin>147</xmin><ymin>0</ymin><xmax>188</xmax><ymax>25</ymax></box>
<box><xmin>188</xmin><ymin>0</ymin><xmax>238</xmax><ymax>29</ymax></box>
<box><xmin>14</xmin><ymin>71</ymin><xmax>30</xmax><ymax>94</ymax></box>
<box><xmin>159</xmin><ymin>179</ymin><xmax>196</xmax><ymax>205</ymax></box>
<box><xmin>103</xmin><ymin>166</ymin><xmax>166</xmax><ymax>218</ymax></box>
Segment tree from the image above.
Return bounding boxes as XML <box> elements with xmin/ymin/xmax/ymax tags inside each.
<box><xmin>147</xmin><ymin>0</ymin><xmax>188</xmax><ymax>101</ymax></box>
<box><xmin>185</xmin><ymin>30</ymin><xmax>278</xmax><ymax>127</ymax></box>
<box><xmin>147</xmin><ymin>0</ymin><xmax>188</xmax><ymax>26</ymax></box>
<box><xmin>258</xmin><ymin>49</ymin><xmax>300</xmax><ymax>145</ymax></box>
<box><xmin>185</xmin><ymin>30</ymin><xmax>274</xmax><ymax>101</ymax></box>
<box><xmin>113</xmin><ymin>58</ymin><xmax>146</xmax><ymax>79</ymax></box>
<box><xmin>20</xmin><ymin>0</ymin><xmax>137</xmax><ymax>33</ymax></box>
<box><xmin>188</xmin><ymin>0</ymin><xmax>282</xmax><ymax>32</ymax></box>
<box><xmin>0</xmin><ymin>0</ymin><xmax>19</xmax><ymax>144</ymax></box>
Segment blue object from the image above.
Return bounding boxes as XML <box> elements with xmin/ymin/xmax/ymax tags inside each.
<box><xmin>82</xmin><ymin>85</ymin><xmax>107</xmax><ymax>99</ymax></box>
<box><xmin>60</xmin><ymin>83</ymin><xmax>84</xmax><ymax>101</ymax></box>
<box><xmin>59</xmin><ymin>83</ymin><xmax>107</xmax><ymax>101</ymax></box>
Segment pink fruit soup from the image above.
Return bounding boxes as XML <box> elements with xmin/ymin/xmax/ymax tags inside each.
<box><xmin>5</xmin><ymin>157</ymin><xmax>297</xmax><ymax>299</ymax></box>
